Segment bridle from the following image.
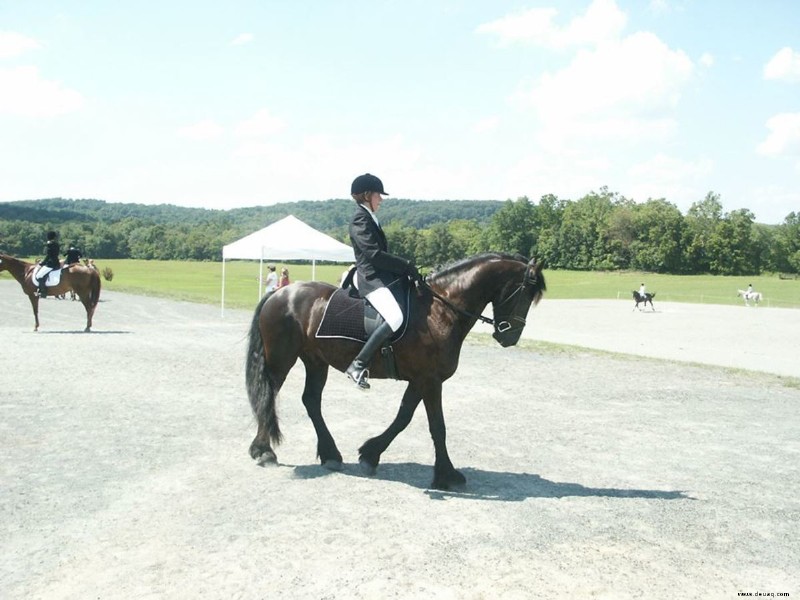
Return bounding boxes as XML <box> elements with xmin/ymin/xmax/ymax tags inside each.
<box><xmin>420</xmin><ymin>261</ymin><xmax>538</xmax><ymax>337</ymax></box>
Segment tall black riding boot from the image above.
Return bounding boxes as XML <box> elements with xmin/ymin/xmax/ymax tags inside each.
<box><xmin>346</xmin><ymin>321</ymin><xmax>394</xmax><ymax>391</ymax></box>
<box><xmin>38</xmin><ymin>280</ymin><xmax>47</xmax><ymax>298</ymax></box>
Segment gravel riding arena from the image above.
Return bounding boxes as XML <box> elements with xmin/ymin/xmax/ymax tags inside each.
<box><xmin>1</xmin><ymin>281</ymin><xmax>798</xmax><ymax>599</ymax></box>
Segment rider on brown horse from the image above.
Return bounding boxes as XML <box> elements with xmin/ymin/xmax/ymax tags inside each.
<box><xmin>37</xmin><ymin>231</ymin><xmax>61</xmax><ymax>298</ymax></box>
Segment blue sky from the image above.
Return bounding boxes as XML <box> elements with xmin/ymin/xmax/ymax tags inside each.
<box><xmin>1</xmin><ymin>0</ymin><xmax>798</xmax><ymax>223</ymax></box>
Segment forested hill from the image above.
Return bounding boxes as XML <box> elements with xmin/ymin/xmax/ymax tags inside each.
<box><xmin>0</xmin><ymin>197</ymin><xmax>503</xmax><ymax>262</ymax></box>
<box><xmin>2</xmin><ymin>193</ymin><xmax>798</xmax><ymax>275</ymax></box>
<box><xmin>0</xmin><ymin>197</ymin><xmax>501</xmax><ymax>231</ymax></box>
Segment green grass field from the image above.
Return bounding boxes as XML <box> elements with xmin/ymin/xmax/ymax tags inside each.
<box><xmin>3</xmin><ymin>259</ymin><xmax>799</xmax><ymax>310</ymax></box>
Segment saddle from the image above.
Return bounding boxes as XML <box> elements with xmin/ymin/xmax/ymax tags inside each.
<box><xmin>32</xmin><ymin>266</ymin><xmax>63</xmax><ymax>287</ymax></box>
<box><xmin>315</xmin><ymin>284</ymin><xmax>411</xmax><ymax>344</ymax></box>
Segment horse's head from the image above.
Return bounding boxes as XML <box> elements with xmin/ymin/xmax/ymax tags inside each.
<box><xmin>490</xmin><ymin>257</ymin><xmax>546</xmax><ymax>347</ymax></box>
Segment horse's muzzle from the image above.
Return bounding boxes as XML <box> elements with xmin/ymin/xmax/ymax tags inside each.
<box><xmin>493</xmin><ymin>329</ymin><xmax>521</xmax><ymax>347</ymax></box>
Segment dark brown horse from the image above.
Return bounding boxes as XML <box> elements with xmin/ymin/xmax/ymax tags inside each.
<box><xmin>246</xmin><ymin>253</ymin><xmax>546</xmax><ymax>490</ymax></box>
<box><xmin>632</xmin><ymin>291</ymin><xmax>656</xmax><ymax>311</ymax></box>
<box><xmin>0</xmin><ymin>253</ymin><xmax>101</xmax><ymax>332</ymax></box>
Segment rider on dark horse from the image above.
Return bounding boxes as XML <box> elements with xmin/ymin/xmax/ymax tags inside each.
<box><xmin>37</xmin><ymin>230</ymin><xmax>61</xmax><ymax>298</ymax></box>
<box><xmin>345</xmin><ymin>173</ymin><xmax>421</xmax><ymax>390</ymax></box>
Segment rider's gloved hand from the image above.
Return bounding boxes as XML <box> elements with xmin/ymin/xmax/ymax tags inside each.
<box><xmin>406</xmin><ymin>263</ymin><xmax>422</xmax><ymax>283</ymax></box>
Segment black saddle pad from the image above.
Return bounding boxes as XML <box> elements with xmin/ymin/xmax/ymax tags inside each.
<box><xmin>315</xmin><ymin>287</ymin><xmax>409</xmax><ymax>343</ymax></box>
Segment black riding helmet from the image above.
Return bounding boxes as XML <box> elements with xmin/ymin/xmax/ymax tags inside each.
<box><xmin>47</xmin><ymin>231</ymin><xmax>58</xmax><ymax>240</ymax></box>
<box><xmin>351</xmin><ymin>173</ymin><xmax>388</xmax><ymax>196</ymax></box>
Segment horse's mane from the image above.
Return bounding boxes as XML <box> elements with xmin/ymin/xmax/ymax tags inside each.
<box><xmin>427</xmin><ymin>252</ymin><xmax>528</xmax><ymax>289</ymax></box>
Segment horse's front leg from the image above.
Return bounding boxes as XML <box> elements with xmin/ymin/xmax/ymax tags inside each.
<box><xmin>300</xmin><ymin>359</ymin><xmax>343</xmax><ymax>471</ymax></box>
<box><xmin>421</xmin><ymin>381</ymin><xmax>465</xmax><ymax>491</ymax></box>
<box><xmin>358</xmin><ymin>383</ymin><xmax>423</xmax><ymax>475</ymax></box>
<box><xmin>27</xmin><ymin>294</ymin><xmax>40</xmax><ymax>331</ymax></box>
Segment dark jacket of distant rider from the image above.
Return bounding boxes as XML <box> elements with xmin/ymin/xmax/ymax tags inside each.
<box><xmin>41</xmin><ymin>234</ymin><xmax>61</xmax><ymax>269</ymax></box>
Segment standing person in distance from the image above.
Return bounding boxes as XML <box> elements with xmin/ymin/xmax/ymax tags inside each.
<box><xmin>346</xmin><ymin>173</ymin><xmax>420</xmax><ymax>390</ymax></box>
<box><xmin>264</xmin><ymin>265</ymin><xmax>278</xmax><ymax>295</ymax></box>
<box><xmin>277</xmin><ymin>267</ymin><xmax>290</xmax><ymax>289</ymax></box>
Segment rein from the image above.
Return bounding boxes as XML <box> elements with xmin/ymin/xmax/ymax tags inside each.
<box><xmin>420</xmin><ymin>280</ymin><xmax>496</xmax><ymax>326</ymax></box>
<box><xmin>419</xmin><ymin>262</ymin><xmax>538</xmax><ymax>334</ymax></box>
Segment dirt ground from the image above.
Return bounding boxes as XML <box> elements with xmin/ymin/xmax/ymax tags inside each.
<box><xmin>1</xmin><ymin>281</ymin><xmax>798</xmax><ymax>599</ymax></box>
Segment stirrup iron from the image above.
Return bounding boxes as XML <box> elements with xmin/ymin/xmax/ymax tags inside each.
<box><xmin>347</xmin><ymin>366</ymin><xmax>370</xmax><ymax>390</ymax></box>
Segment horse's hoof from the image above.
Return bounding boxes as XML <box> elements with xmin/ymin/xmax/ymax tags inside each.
<box><xmin>250</xmin><ymin>444</ymin><xmax>277</xmax><ymax>465</ymax></box>
<box><xmin>431</xmin><ymin>479</ymin><xmax>467</xmax><ymax>492</ymax></box>
<box><xmin>359</xmin><ymin>460</ymin><xmax>377</xmax><ymax>476</ymax></box>
<box><xmin>432</xmin><ymin>470</ymin><xmax>467</xmax><ymax>491</ymax></box>
<box><xmin>322</xmin><ymin>459</ymin><xmax>343</xmax><ymax>472</ymax></box>
<box><xmin>256</xmin><ymin>452</ymin><xmax>278</xmax><ymax>467</ymax></box>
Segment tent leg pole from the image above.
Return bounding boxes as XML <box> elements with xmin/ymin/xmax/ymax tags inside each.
<box><xmin>221</xmin><ymin>259</ymin><xmax>226</xmax><ymax>318</ymax></box>
<box><xmin>259</xmin><ymin>258</ymin><xmax>264</xmax><ymax>301</ymax></box>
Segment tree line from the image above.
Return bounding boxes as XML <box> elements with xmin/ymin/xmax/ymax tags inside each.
<box><xmin>1</xmin><ymin>190</ymin><xmax>798</xmax><ymax>275</ymax></box>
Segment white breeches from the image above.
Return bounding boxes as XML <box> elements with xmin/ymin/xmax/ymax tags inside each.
<box><xmin>35</xmin><ymin>266</ymin><xmax>54</xmax><ymax>282</ymax></box>
<box><xmin>365</xmin><ymin>287</ymin><xmax>403</xmax><ymax>332</ymax></box>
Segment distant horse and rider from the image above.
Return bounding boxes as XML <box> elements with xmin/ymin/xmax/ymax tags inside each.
<box><xmin>0</xmin><ymin>252</ymin><xmax>101</xmax><ymax>332</ymax></box>
<box><xmin>737</xmin><ymin>286</ymin><xmax>763</xmax><ymax>307</ymax></box>
<box><xmin>632</xmin><ymin>290</ymin><xmax>656</xmax><ymax>311</ymax></box>
<box><xmin>245</xmin><ymin>252</ymin><xmax>545</xmax><ymax>491</ymax></box>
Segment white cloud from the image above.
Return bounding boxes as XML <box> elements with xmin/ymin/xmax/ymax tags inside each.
<box><xmin>230</xmin><ymin>33</ymin><xmax>254</xmax><ymax>46</ymax></box>
<box><xmin>649</xmin><ymin>0</ymin><xmax>670</xmax><ymax>13</ymax></box>
<box><xmin>699</xmin><ymin>52</ymin><xmax>714</xmax><ymax>68</ymax></box>
<box><xmin>234</xmin><ymin>108</ymin><xmax>285</xmax><ymax>138</ymax></box>
<box><xmin>749</xmin><ymin>185</ymin><xmax>800</xmax><ymax>224</ymax></box>
<box><xmin>628</xmin><ymin>153</ymin><xmax>712</xmax><ymax>180</ymax></box>
<box><xmin>0</xmin><ymin>31</ymin><xmax>41</xmax><ymax>59</ymax></box>
<box><xmin>763</xmin><ymin>47</ymin><xmax>800</xmax><ymax>83</ymax></box>
<box><xmin>757</xmin><ymin>112</ymin><xmax>800</xmax><ymax>156</ymax></box>
<box><xmin>476</xmin><ymin>0</ymin><xmax>626</xmax><ymax>49</ymax></box>
<box><xmin>515</xmin><ymin>31</ymin><xmax>692</xmax><ymax>146</ymax></box>
<box><xmin>0</xmin><ymin>65</ymin><xmax>83</xmax><ymax>117</ymax></box>
<box><xmin>627</xmin><ymin>153</ymin><xmax>713</xmax><ymax>201</ymax></box>
<box><xmin>178</xmin><ymin>119</ymin><xmax>225</xmax><ymax>141</ymax></box>
<box><xmin>473</xmin><ymin>116</ymin><xmax>500</xmax><ymax>134</ymax></box>
<box><xmin>222</xmin><ymin>134</ymin><xmax>427</xmax><ymax>202</ymax></box>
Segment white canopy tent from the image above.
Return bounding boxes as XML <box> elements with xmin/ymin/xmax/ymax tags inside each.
<box><xmin>220</xmin><ymin>215</ymin><xmax>353</xmax><ymax>315</ymax></box>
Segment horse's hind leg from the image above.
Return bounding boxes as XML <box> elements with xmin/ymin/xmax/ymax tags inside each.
<box><xmin>78</xmin><ymin>293</ymin><xmax>95</xmax><ymax>332</ymax></box>
<box><xmin>359</xmin><ymin>383</ymin><xmax>423</xmax><ymax>475</ymax></box>
<box><xmin>248</xmin><ymin>366</ymin><xmax>287</xmax><ymax>465</ymax></box>
<box><xmin>248</xmin><ymin>345</ymin><xmax>294</xmax><ymax>466</ymax></box>
<box><xmin>300</xmin><ymin>358</ymin><xmax>342</xmax><ymax>470</ymax></box>
<box><xmin>250</xmin><ymin>419</ymin><xmax>279</xmax><ymax>465</ymax></box>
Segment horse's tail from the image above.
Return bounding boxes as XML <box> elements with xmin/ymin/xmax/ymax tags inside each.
<box><xmin>246</xmin><ymin>295</ymin><xmax>282</xmax><ymax>445</ymax></box>
<box><xmin>650</xmin><ymin>293</ymin><xmax>656</xmax><ymax>299</ymax></box>
<box><xmin>89</xmin><ymin>269</ymin><xmax>102</xmax><ymax>307</ymax></box>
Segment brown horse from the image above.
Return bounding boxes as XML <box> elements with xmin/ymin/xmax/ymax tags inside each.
<box><xmin>0</xmin><ymin>253</ymin><xmax>101</xmax><ymax>332</ymax></box>
<box><xmin>246</xmin><ymin>253</ymin><xmax>546</xmax><ymax>490</ymax></box>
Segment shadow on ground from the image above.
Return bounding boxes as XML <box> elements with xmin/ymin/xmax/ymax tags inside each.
<box><xmin>288</xmin><ymin>462</ymin><xmax>690</xmax><ymax>502</ymax></box>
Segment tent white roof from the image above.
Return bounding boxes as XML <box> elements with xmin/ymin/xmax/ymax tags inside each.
<box><xmin>222</xmin><ymin>214</ymin><xmax>353</xmax><ymax>262</ymax></box>
<box><xmin>220</xmin><ymin>214</ymin><xmax>353</xmax><ymax>316</ymax></box>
